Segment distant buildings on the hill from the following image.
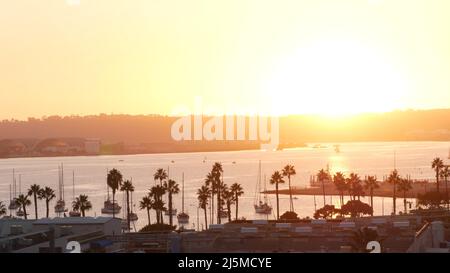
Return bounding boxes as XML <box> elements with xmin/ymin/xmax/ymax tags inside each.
<box><xmin>0</xmin><ymin>138</ymin><xmax>101</xmax><ymax>158</ymax></box>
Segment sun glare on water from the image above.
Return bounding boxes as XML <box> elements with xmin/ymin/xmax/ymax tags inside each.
<box><xmin>263</xmin><ymin>40</ymin><xmax>408</xmax><ymax>117</ymax></box>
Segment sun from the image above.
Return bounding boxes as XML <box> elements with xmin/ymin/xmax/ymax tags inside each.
<box><xmin>263</xmin><ymin>39</ymin><xmax>408</xmax><ymax>117</ymax></box>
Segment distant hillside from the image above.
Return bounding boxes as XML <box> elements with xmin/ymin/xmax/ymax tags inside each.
<box><xmin>0</xmin><ymin>109</ymin><xmax>449</xmax><ymax>151</ymax></box>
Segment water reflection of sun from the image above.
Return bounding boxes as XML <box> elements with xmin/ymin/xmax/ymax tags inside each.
<box><xmin>327</xmin><ymin>155</ymin><xmax>349</xmax><ymax>175</ymax></box>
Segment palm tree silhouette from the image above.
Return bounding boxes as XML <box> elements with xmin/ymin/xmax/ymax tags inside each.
<box><xmin>204</xmin><ymin>172</ymin><xmax>215</xmax><ymax>224</ymax></box>
<box><xmin>387</xmin><ymin>170</ymin><xmax>401</xmax><ymax>215</ymax></box>
<box><xmin>107</xmin><ymin>168</ymin><xmax>123</xmax><ymax>218</ymax></box>
<box><xmin>317</xmin><ymin>169</ymin><xmax>329</xmax><ymax>207</ymax></box>
<box><xmin>212</xmin><ymin>162</ymin><xmax>223</xmax><ymax>224</ymax></box>
<box><xmin>397</xmin><ymin>178</ymin><xmax>412</xmax><ymax>214</ymax></box>
<box><xmin>197</xmin><ymin>185</ymin><xmax>210</xmax><ymax>229</ymax></box>
<box><xmin>15</xmin><ymin>194</ymin><xmax>31</xmax><ymax>219</ymax></box>
<box><xmin>164</xmin><ymin>179</ymin><xmax>180</xmax><ymax>226</ymax></box>
<box><xmin>270</xmin><ymin>171</ymin><xmax>285</xmax><ymax>220</ymax></box>
<box><xmin>72</xmin><ymin>194</ymin><xmax>92</xmax><ymax>217</ymax></box>
<box><xmin>282</xmin><ymin>164</ymin><xmax>296</xmax><ymax>212</ymax></box>
<box><xmin>364</xmin><ymin>176</ymin><xmax>379</xmax><ymax>215</ymax></box>
<box><xmin>230</xmin><ymin>183</ymin><xmax>243</xmax><ymax>220</ymax></box>
<box><xmin>153</xmin><ymin>168</ymin><xmax>168</xmax><ymax>186</ymax></box>
<box><xmin>432</xmin><ymin>157</ymin><xmax>444</xmax><ymax>193</ymax></box>
<box><xmin>38</xmin><ymin>186</ymin><xmax>56</xmax><ymax>218</ymax></box>
<box><xmin>150</xmin><ymin>185</ymin><xmax>166</xmax><ymax>224</ymax></box>
<box><xmin>221</xmin><ymin>184</ymin><xmax>234</xmax><ymax>222</ymax></box>
<box><xmin>27</xmin><ymin>184</ymin><xmax>41</xmax><ymax>219</ymax></box>
<box><xmin>333</xmin><ymin>172</ymin><xmax>347</xmax><ymax>206</ymax></box>
<box><xmin>139</xmin><ymin>195</ymin><xmax>154</xmax><ymax>226</ymax></box>
<box><xmin>120</xmin><ymin>179</ymin><xmax>135</xmax><ymax>230</ymax></box>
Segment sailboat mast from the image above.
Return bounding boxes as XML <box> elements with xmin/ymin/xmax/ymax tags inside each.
<box><xmin>182</xmin><ymin>172</ymin><xmax>185</xmax><ymax>213</ymax></box>
<box><xmin>61</xmin><ymin>163</ymin><xmax>64</xmax><ymax>201</ymax></box>
<box><xmin>72</xmin><ymin>171</ymin><xmax>75</xmax><ymax>201</ymax></box>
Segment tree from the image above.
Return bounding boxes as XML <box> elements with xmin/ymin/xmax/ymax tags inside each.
<box><xmin>38</xmin><ymin>186</ymin><xmax>56</xmax><ymax>218</ymax></box>
<box><xmin>150</xmin><ymin>185</ymin><xmax>166</xmax><ymax>224</ymax></box>
<box><xmin>270</xmin><ymin>171</ymin><xmax>285</xmax><ymax>220</ymax></box>
<box><xmin>230</xmin><ymin>183</ymin><xmax>243</xmax><ymax>220</ymax></box>
<box><xmin>314</xmin><ymin>205</ymin><xmax>338</xmax><ymax>219</ymax></box>
<box><xmin>197</xmin><ymin>185</ymin><xmax>210</xmax><ymax>230</ymax></box>
<box><xmin>282</xmin><ymin>164</ymin><xmax>296</xmax><ymax>212</ymax></box>
<box><xmin>364</xmin><ymin>176</ymin><xmax>379</xmax><ymax>215</ymax></box>
<box><xmin>340</xmin><ymin>200</ymin><xmax>373</xmax><ymax>218</ymax></box>
<box><xmin>397</xmin><ymin>178</ymin><xmax>412</xmax><ymax>214</ymax></box>
<box><xmin>317</xmin><ymin>169</ymin><xmax>329</xmax><ymax>207</ymax></box>
<box><xmin>27</xmin><ymin>184</ymin><xmax>41</xmax><ymax>219</ymax></box>
<box><xmin>204</xmin><ymin>172</ymin><xmax>215</xmax><ymax>225</ymax></box>
<box><xmin>163</xmin><ymin>179</ymin><xmax>179</xmax><ymax>226</ymax></box>
<box><xmin>15</xmin><ymin>194</ymin><xmax>31</xmax><ymax>219</ymax></box>
<box><xmin>221</xmin><ymin>184</ymin><xmax>234</xmax><ymax>222</ymax></box>
<box><xmin>440</xmin><ymin>166</ymin><xmax>450</xmax><ymax>209</ymax></box>
<box><xmin>107</xmin><ymin>168</ymin><xmax>123</xmax><ymax>218</ymax></box>
<box><xmin>280</xmin><ymin>211</ymin><xmax>299</xmax><ymax>220</ymax></box>
<box><xmin>139</xmin><ymin>195</ymin><xmax>154</xmax><ymax>226</ymax></box>
<box><xmin>387</xmin><ymin>170</ymin><xmax>401</xmax><ymax>215</ymax></box>
<box><xmin>0</xmin><ymin>201</ymin><xmax>6</xmax><ymax>218</ymax></box>
<box><xmin>417</xmin><ymin>191</ymin><xmax>447</xmax><ymax>209</ymax></box>
<box><xmin>347</xmin><ymin>173</ymin><xmax>364</xmax><ymax>201</ymax></box>
<box><xmin>212</xmin><ymin>162</ymin><xmax>223</xmax><ymax>224</ymax></box>
<box><xmin>120</xmin><ymin>179</ymin><xmax>135</xmax><ymax>230</ymax></box>
<box><xmin>72</xmin><ymin>195</ymin><xmax>92</xmax><ymax>217</ymax></box>
<box><xmin>432</xmin><ymin>157</ymin><xmax>444</xmax><ymax>193</ymax></box>
<box><xmin>153</xmin><ymin>168</ymin><xmax>168</xmax><ymax>186</ymax></box>
<box><xmin>333</xmin><ymin>172</ymin><xmax>347</xmax><ymax>206</ymax></box>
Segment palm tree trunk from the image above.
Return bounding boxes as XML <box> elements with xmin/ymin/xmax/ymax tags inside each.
<box><xmin>82</xmin><ymin>208</ymin><xmax>85</xmax><ymax>217</ymax></box>
<box><xmin>322</xmin><ymin>180</ymin><xmax>326</xmax><ymax>207</ymax></box>
<box><xmin>276</xmin><ymin>183</ymin><xmax>279</xmax><ymax>220</ymax></box>
<box><xmin>126</xmin><ymin>191</ymin><xmax>130</xmax><ymax>231</ymax></box>
<box><xmin>217</xmin><ymin>185</ymin><xmax>221</xmax><ymax>224</ymax></box>
<box><xmin>370</xmin><ymin>189</ymin><xmax>374</xmax><ymax>216</ymax></box>
<box><xmin>147</xmin><ymin>208</ymin><xmax>151</xmax><ymax>225</ymax></box>
<box><xmin>23</xmin><ymin>205</ymin><xmax>27</xmax><ymax>220</ymax></box>
<box><xmin>204</xmin><ymin>208</ymin><xmax>208</xmax><ymax>230</ymax></box>
<box><xmin>235</xmin><ymin>196</ymin><xmax>239</xmax><ymax>220</ymax></box>
<box><xmin>211</xmin><ymin>192</ymin><xmax>214</xmax><ymax>225</ymax></box>
<box><xmin>112</xmin><ymin>190</ymin><xmax>116</xmax><ymax>219</ymax></box>
<box><xmin>436</xmin><ymin>171</ymin><xmax>440</xmax><ymax>193</ymax></box>
<box><xmin>227</xmin><ymin>201</ymin><xmax>231</xmax><ymax>222</ymax></box>
<box><xmin>46</xmin><ymin>200</ymin><xmax>50</xmax><ymax>218</ymax></box>
<box><xmin>404</xmin><ymin>192</ymin><xmax>407</xmax><ymax>214</ymax></box>
<box><xmin>393</xmin><ymin>183</ymin><xmax>396</xmax><ymax>215</ymax></box>
<box><xmin>169</xmin><ymin>193</ymin><xmax>173</xmax><ymax>226</ymax></box>
<box><xmin>34</xmin><ymin>194</ymin><xmax>38</xmax><ymax>219</ymax></box>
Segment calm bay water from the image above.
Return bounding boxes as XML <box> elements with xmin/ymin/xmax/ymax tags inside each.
<box><xmin>0</xmin><ymin>141</ymin><xmax>449</xmax><ymax>230</ymax></box>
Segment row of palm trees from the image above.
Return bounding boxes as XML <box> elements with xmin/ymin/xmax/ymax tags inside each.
<box><xmin>196</xmin><ymin>163</ymin><xmax>244</xmax><ymax>228</ymax></box>
<box><xmin>0</xmin><ymin>183</ymin><xmax>92</xmax><ymax>220</ymax></box>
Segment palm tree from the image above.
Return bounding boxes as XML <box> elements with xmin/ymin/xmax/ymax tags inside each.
<box><xmin>282</xmin><ymin>164</ymin><xmax>296</xmax><ymax>212</ymax></box>
<box><xmin>270</xmin><ymin>171</ymin><xmax>285</xmax><ymax>220</ymax></box>
<box><xmin>432</xmin><ymin>157</ymin><xmax>444</xmax><ymax>193</ymax></box>
<box><xmin>204</xmin><ymin>172</ymin><xmax>215</xmax><ymax>224</ymax></box>
<box><xmin>221</xmin><ymin>184</ymin><xmax>234</xmax><ymax>222</ymax></box>
<box><xmin>333</xmin><ymin>172</ymin><xmax>347</xmax><ymax>206</ymax></box>
<box><xmin>150</xmin><ymin>185</ymin><xmax>166</xmax><ymax>224</ymax></box>
<box><xmin>0</xmin><ymin>201</ymin><xmax>6</xmax><ymax>218</ymax></box>
<box><xmin>107</xmin><ymin>168</ymin><xmax>123</xmax><ymax>218</ymax></box>
<box><xmin>38</xmin><ymin>186</ymin><xmax>56</xmax><ymax>218</ymax></box>
<box><xmin>197</xmin><ymin>185</ymin><xmax>210</xmax><ymax>229</ymax></box>
<box><xmin>364</xmin><ymin>176</ymin><xmax>379</xmax><ymax>215</ymax></box>
<box><xmin>153</xmin><ymin>168</ymin><xmax>168</xmax><ymax>186</ymax></box>
<box><xmin>15</xmin><ymin>194</ymin><xmax>31</xmax><ymax>219</ymax></box>
<box><xmin>440</xmin><ymin>166</ymin><xmax>450</xmax><ymax>210</ymax></box>
<box><xmin>230</xmin><ymin>183</ymin><xmax>244</xmax><ymax>220</ymax></box>
<box><xmin>164</xmin><ymin>179</ymin><xmax>180</xmax><ymax>226</ymax></box>
<box><xmin>27</xmin><ymin>184</ymin><xmax>41</xmax><ymax>219</ymax></box>
<box><xmin>212</xmin><ymin>162</ymin><xmax>223</xmax><ymax>224</ymax></box>
<box><xmin>387</xmin><ymin>170</ymin><xmax>401</xmax><ymax>215</ymax></box>
<box><xmin>397</xmin><ymin>178</ymin><xmax>412</xmax><ymax>214</ymax></box>
<box><xmin>72</xmin><ymin>194</ymin><xmax>92</xmax><ymax>217</ymax></box>
<box><xmin>120</xmin><ymin>179</ymin><xmax>135</xmax><ymax>230</ymax></box>
<box><xmin>139</xmin><ymin>195</ymin><xmax>154</xmax><ymax>226</ymax></box>
<box><xmin>317</xmin><ymin>169</ymin><xmax>329</xmax><ymax>207</ymax></box>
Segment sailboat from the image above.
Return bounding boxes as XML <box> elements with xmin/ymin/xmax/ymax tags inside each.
<box><xmin>54</xmin><ymin>164</ymin><xmax>67</xmax><ymax>214</ymax></box>
<box><xmin>254</xmin><ymin>161</ymin><xmax>272</xmax><ymax>214</ymax></box>
<box><xmin>101</xmin><ymin>169</ymin><xmax>121</xmax><ymax>214</ymax></box>
<box><xmin>69</xmin><ymin>171</ymin><xmax>81</xmax><ymax>217</ymax></box>
<box><xmin>8</xmin><ymin>170</ymin><xmax>19</xmax><ymax>211</ymax></box>
<box><xmin>177</xmin><ymin>173</ymin><xmax>189</xmax><ymax>224</ymax></box>
<box><xmin>129</xmin><ymin>191</ymin><xmax>138</xmax><ymax>222</ymax></box>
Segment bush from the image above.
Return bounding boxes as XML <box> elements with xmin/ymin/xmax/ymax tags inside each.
<box><xmin>139</xmin><ymin>223</ymin><xmax>176</xmax><ymax>232</ymax></box>
<box><xmin>314</xmin><ymin>205</ymin><xmax>338</xmax><ymax>219</ymax></box>
<box><xmin>340</xmin><ymin>200</ymin><xmax>373</xmax><ymax>218</ymax></box>
<box><xmin>417</xmin><ymin>191</ymin><xmax>448</xmax><ymax>209</ymax></box>
<box><xmin>280</xmin><ymin>211</ymin><xmax>299</xmax><ymax>220</ymax></box>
